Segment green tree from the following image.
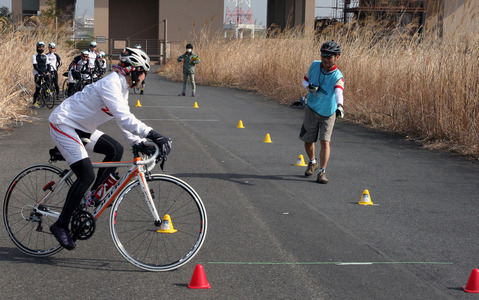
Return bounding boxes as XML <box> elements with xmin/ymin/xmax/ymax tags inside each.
<box><xmin>41</xmin><ymin>0</ymin><xmax>62</xmax><ymax>19</ymax></box>
<box><xmin>0</xmin><ymin>6</ymin><xmax>10</xmax><ymax>19</ymax></box>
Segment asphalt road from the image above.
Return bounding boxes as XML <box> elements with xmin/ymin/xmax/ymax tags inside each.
<box><xmin>0</xmin><ymin>70</ymin><xmax>478</xmax><ymax>299</ymax></box>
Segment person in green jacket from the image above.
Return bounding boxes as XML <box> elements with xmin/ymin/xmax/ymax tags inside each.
<box><xmin>177</xmin><ymin>43</ymin><xmax>200</xmax><ymax>97</ymax></box>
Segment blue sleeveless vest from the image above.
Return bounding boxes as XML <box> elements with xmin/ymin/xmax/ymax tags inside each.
<box><xmin>306</xmin><ymin>61</ymin><xmax>344</xmax><ymax>117</ymax></box>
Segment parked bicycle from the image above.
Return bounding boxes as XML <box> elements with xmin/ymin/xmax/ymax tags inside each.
<box><xmin>37</xmin><ymin>73</ymin><xmax>56</xmax><ymax>109</ymax></box>
<box><xmin>61</xmin><ymin>68</ymin><xmax>100</xmax><ymax>98</ymax></box>
<box><xmin>3</xmin><ymin>142</ymin><xmax>208</xmax><ymax>272</ymax></box>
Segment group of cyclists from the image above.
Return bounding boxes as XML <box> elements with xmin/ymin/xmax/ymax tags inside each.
<box><xmin>32</xmin><ymin>41</ymin><xmax>108</xmax><ymax>107</ymax></box>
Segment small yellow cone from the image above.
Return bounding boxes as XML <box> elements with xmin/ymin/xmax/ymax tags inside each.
<box><xmin>294</xmin><ymin>154</ymin><xmax>308</xmax><ymax>166</ymax></box>
<box><xmin>156</xmin><ymin>214</ymin><xmax>177</xmax><ymax>233</ymax></box>
<box><xmin>264</xmin><ymin>133</ymin><xmax>272</xmax><ymax>143</ymax></box>
<box><xmin>359</xmin><ymin>189</ymin><xmax>374</xmax><ymax>205</ymax></box>
<box><xmin>135</xmin><ymin>100</ymin><xmax>142</xmax><ymax>107</ymax></box>
<box><xmin>193</xmin><ymin>102</ymin><xmax>199</xmax><ymax>108</ymax></box>
<box><xmin>237</xmin><ymin>120</ymin><xmax>245</xmax><ymax>128</ymax></box>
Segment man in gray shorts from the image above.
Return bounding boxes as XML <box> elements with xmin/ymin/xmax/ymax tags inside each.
<box><xmin>299</xmin><ymin>41</ymin><xmax>345</xmax><ymax>184</ymax></box>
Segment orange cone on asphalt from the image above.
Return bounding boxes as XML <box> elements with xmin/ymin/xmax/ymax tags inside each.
<box><xmin>188</xmin><ymin>264</ymin><xmax>211</xmax><ymax>289</ymax></box>
<box><xmin>464</xmin><ymin>269</ymin><xmax>479</xmax><ymax>293</ymax></box>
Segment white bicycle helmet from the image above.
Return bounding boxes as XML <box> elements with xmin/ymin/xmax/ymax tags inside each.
<box><xmin>120</xmin><ymin>47</ymin><xmax>150</xmax><ymax>72</ymax></box>
<box><xmin>48</xmin><ymin>42</ymin><xmax>56</xmax><ymax>48</ymax></box>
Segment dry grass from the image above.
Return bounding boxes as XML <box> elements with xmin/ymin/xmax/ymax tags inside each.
<box><xmin>0</xmin><ymin>19</ymin><xmax>76</xmax><ymax>131</ymax></box>
<box><xmin>161</xmin><ymin>23</ymin><xmax>479</xmax><ymax>158</ymax></box>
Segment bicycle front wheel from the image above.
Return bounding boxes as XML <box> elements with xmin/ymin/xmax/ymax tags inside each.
<box><xmin>61</xmin><ymin>79</ymin><xmax>69</xmax><ymax>99</ymax></box>
<box><xmin>44</xmin><ymin>86</ymin><xmax>55</xmax><ymax>109</ymax></box>
<box><xmin>110</xmin><ymin>174</ymin><xmax>207</xmax><ymax>271</ymax></box>
<box><xmin>3</xmin><ymin>164</ymin><xmax>73</xmax><ymax>256</ymax></box>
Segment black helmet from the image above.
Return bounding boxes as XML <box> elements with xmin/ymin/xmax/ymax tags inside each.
<box><xmin>320</xmin><ymin>41</ymin><xmax>341</xmax><ymax>57</ymax></box>
<box><xmin>186</xmin><ymin>43</ymin><xmax>193</xmax><ymax>49</ymax></box>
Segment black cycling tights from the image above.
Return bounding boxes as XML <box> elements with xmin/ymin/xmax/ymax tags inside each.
<box><xmin>56</xmin><ymin>134</ymin><xmax>123</xmax><ymax>228</ymax></box>
<box><xmin>91</xmin><ymin>133</ymin><xmax>124</xmax><ymax>190</ymax></box>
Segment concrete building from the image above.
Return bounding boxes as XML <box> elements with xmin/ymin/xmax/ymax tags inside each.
<box><xmin>267</xmin><ymin>0</ymin><xmax>315</xmax><ymax>31</ymax></box>
<box><xmin>94</xmin><ymin>0</ymin><xmax>224</xmax><ymax>63</ymax></box>
<box><xmin>12</xmin><ymin>0</ymin><xmax>75</xmax><ymax>24</ymax></box>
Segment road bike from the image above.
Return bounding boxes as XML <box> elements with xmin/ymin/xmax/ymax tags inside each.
<box><xmin>37</xmin><ymin>73</ymin><xmax>56</xmax><ymax>109</ymax></box>
<box><xmin>61</xmin><ymin>69</ymin><xmax>99</xmax><ymax>98</ymax></box>
<box><xmin>3</xmin><ymin>142</ymin><xmax>207</xmax><ymax>271</ymax></box>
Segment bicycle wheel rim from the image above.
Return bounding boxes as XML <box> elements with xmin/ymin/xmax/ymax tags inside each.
<box><xmin>45</xmin><ymin>89</ymin><xmax>55</xmax><ymax>109</ymax></box>
<box><xmin>110</xmin><ymin>174</ymin><xmax>207</xmax><ymax>271</ymax></box>
<box><xmin>62</xmin><ymin>80</ymin><xmax>69</xmax><ymax>99</ymax></box>
<box><xmin>3</xmin><ymin>164</ymin><xmax>72</xmax><ymax>256</ymax></box>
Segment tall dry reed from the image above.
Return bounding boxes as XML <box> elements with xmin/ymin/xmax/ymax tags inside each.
<box><xmin>160</xmin><ymin>23</ymin><xmax>479</xmax><ymax>158</ymax></box>
<box><xmin>0</xmin><ymin>19</ymin><xmax>76</xmax><ymax>130</ymax></box>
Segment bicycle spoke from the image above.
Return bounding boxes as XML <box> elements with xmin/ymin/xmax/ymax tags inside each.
<box><xmin>3</xmin><ymin>165</ymin><xmax>72</xmax><ymax>256</ymax></box>
<box><xmin>110</xmin><ymin>174</ymin><xmax>207</xmax><ymax>271</ymax></box>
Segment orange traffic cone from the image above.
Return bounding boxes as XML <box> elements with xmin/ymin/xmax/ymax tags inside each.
<box><xmin>463</xmin><ymin>269</ymin><xmax>479</xmax><ymax>293</ymax></box>
<box><xmin>188</xmin><ymin>264</ymin><xmax>211</xmax><ymax>289</ymax></box>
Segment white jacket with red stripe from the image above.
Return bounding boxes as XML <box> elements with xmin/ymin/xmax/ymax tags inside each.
<box><xmin>49</xmin><ymin>71</ymin><xmax>152</xmax><ymax>145</ymax></box>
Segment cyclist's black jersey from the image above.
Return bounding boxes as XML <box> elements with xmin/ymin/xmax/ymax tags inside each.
<box><xmin>33</xmin><ymin>53</ymin><xmax>48</xmax><ymax>73</ymax></box>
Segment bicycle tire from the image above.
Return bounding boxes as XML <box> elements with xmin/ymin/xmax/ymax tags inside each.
<box><xmin>61</xmin><ymin>79</ymin><xmax>69</xmax><ymax>99</ymax></box>
<box><xmin>3</xmin><ymin>164</ymin><xmax>73</xmax><ymax>256</ymax></box>
<box><xmin>44</xmin><ymin>84</ymin><xmax>55</xmax><ymax>109</ymax></box>
<box><xmin>39</xmin><ymin>88</ymin><xmax>46</xmax><ymax>107</ymax></box>
<box><xmin>109</xmin><ymin>174</ymin><xmax>207</xmax><ymax>271</ymax></box>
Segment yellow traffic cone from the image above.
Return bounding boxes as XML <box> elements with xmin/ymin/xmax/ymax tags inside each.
<box><xmin>294</xmin><ymin>154</ymin><xmax>308</xmax><ymax>166</ymax></box>
<box><xmin>193</xmin><ymin>102</ymin><xmax>199</xmax><ymax>108</ymax></box>
<box><xmin>237</xmin><ymin>120</ymin><xmax>245</xmax><ymax>128</ymax></box>
<box><xmin>359</xmin><ymin>189</ymin><xmax>374</xmax><ymax>205</ymax></box>
<box><xmin>156</xmin><ymin>214</ymin><xmax>177</xmax><ymax>233</ymax></box>
<box><xmin>135</xmin><ymin>100</ymin><xmax>142</xmax><ymax>107</ymax></box>
<box><xmin>264</xmin><ymin>133</ymin><xmax>272</xmax><ymax>143</ymax></box>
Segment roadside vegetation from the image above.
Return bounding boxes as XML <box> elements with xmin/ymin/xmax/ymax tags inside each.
<box><xmin>0</xmin><ymin>16</ymin><xmax>75</xmax><ymax>130</ymax></box>
<box><xmin>0</xmin><ymin>15</ymin><xmax>477</xmax><ymax>159</ymax></box>
<box><xmin>161</xmin><ymin>21</ymin><xmax>479</xmax><ymax>159</ymax></box>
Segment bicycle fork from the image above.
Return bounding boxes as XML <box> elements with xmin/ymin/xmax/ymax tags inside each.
<box><xmin>137</xmin><ymin>165</ymin><xmax>162</xmax><ymax>226</ymax></box>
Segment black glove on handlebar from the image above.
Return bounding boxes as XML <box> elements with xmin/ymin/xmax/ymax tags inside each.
<box><xmin>146</xmin><ymin>130</ymin><xmax>172</xmax><ymax>157</ymax></box>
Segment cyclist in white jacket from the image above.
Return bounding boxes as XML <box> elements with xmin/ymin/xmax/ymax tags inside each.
<box><xmin>49</xmin><ymin>48</ymin><xmax>171</xmax><ymax>250</ymax></box>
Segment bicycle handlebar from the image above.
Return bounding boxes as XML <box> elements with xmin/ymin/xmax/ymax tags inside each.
<box><xmin>135</xmin><ymin>141</ymin><xmax>160</xmax><ymax>166</ymax></box>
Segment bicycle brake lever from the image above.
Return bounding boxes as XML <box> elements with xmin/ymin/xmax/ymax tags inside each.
<box><xmin>158</xmin><ymin>156</ymin><xmax>166</xmax><ymax>172</ymax></box>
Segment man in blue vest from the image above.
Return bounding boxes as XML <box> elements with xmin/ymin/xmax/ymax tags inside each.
<box><xmin>299</xmin><ymin>41</ymin><xmax>344</xmax><ymax>184</ymax></box>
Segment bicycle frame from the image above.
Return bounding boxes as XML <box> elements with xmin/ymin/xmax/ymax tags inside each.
<box><xmin>35</xmin><ymin>143</ymin><xmax>162</xmax><ymax>223</ymax></box>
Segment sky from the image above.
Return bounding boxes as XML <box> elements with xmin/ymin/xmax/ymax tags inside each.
<box><xmin>0</xmin><ymin>0</ymin><xmax>333</xmax><ymax>24</ymax></box>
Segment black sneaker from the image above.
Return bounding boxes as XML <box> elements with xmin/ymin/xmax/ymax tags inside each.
<box><xmin>140</xmin><ymin>90</ymin><xmax>144</xmax><ymax>95</ymax></box>
<box><xmin>50</xmin><ymin>222</ymin><xmax>76</xmax><ymax>250</ymax></box>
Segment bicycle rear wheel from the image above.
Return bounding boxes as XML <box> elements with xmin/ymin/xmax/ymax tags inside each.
<box><xmin>110</xmin><ymin>174</ymin><xmax>207</xmax><ymax>271</ymax></box>
<box><xmin>3</xmin><ymin>164</ymin><xmax>73</xmax><ymax>256</ymax></box>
